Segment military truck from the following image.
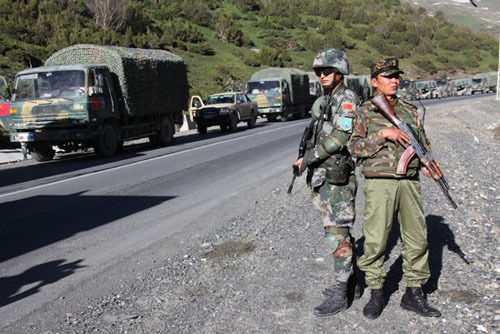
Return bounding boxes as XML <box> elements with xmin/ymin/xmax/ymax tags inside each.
<box><xmin>190</xmin><ymin>91</ymin><xmax>258</xmax><ymax>134</ymax></box>
<box><xmin>398</xmin><ymin>80</ymin><xmax>416</xmax><ymax>100</ymax></box>
<box><xmin>436</xmin><ymin>79</ymin><xmax>453</xmax><ymax>98</ymax></box>
<box><xmin>246</xmin><ymin>67</ymin><xmax>309</xmax><ymax>121</ymax></box>
<box><xmin>0</xmin><ymin>75</ymin><xmax>12</xmax><ymax>148</ymax></box>
<box><xmin>450</xmin><ymin>78</ymin><xmax>472</xmax><ymax>96</ymax></box>
<box><xmin>414</xmin><ymin>80</ymin><xmax>440</xmax><ymax>99</ymax></box>
<box><xmin>484</xmin><ymin>72</ymin><xmax>498</xmax><ymax>93</ymax></box>
<box><xmin>345</xmin><ymin>74</ymin><xmax>372</xmax><ymax>102</ymax></box>
<box><xmin>471</xmin><ymin>77</ymin><xmax>486</xmax><ymax>95</ymax></box>
<box><xmin>9</xmin><ymin>44</ymin><xmax>188</xmax><ymax>161</ymax></box>
<box><xmin>306</xmin><ymin>71</ymin><xmax>322</xmax><ymax>102</ymax></box>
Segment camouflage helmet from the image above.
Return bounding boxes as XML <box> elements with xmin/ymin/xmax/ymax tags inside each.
<box><xmin>312</xmin><ymin>48</ymin><xmax>349</xmax><ymax>75</ymax></box>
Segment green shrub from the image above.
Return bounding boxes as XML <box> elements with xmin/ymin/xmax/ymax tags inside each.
<box><xmin>413</xmin><ymin>56</ymin><xmax>436</xmax><ymax>73</ymax></box>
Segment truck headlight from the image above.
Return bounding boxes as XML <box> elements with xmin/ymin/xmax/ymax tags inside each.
<box><xmin>219</xmin><ymin>108</ymin><xmax>229</xmax><ymax>115</ymax></box>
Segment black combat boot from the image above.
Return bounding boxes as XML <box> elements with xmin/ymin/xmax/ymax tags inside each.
<box><xmin>323</xmin><ymin>275</ymin><xmax>362</xmax><ymax>300</ymax></box>
<box><xmin>313</xmin><ymin>281</ymin><xmax>348</xmax><ymax>317</ymax></box>
<box><xmin>400</xmin><ymin>287</ymin><xmax>441</xmax><ymax>317</ymax></box>
<box><xmin>362</xmin><ymin>289</ymin><xmax>384</xmax><ymax>319</ymax></box>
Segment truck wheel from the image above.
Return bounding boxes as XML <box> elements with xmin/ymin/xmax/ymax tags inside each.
<box><xmin>155</xmin><ymin>116</ymin><xmax>174</xmax><ymax>147</ymax></box>
<box><xmin>228</xmin><ymin>113</ymin><xmax>238</xmax><ymax>132</ymax></box>
<box><xmin>197</xmin><ymin>123</ymin><xmax>207</xmax><ymax>134</ymax></box>
<box><xmin>247</xmin><ymin>112</ymin><xmax>257</xmax><ymax>129</ymax></box>
<box><xmin>31</xmin><ymin>144</ymin><xmax>55</xmax><ymax>162</ymax></box>
<box><xmin>94</xmin><ymin>123</ymin><xmax>118</xmax><ymax>158</ymax></box>
<box><xmin>280</xmin><ymin>112</ymin><xmax>290</xmax><ymax>122</ymax></box>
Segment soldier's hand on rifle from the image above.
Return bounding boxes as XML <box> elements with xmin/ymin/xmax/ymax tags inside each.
<box><xmin>294</xmin><ymin>158</ymin><xmax>304</xmax><ymax>176</ymax></box>
<box><xmin>422</xmin><ymin>167</ymin><xmax>432</xmax><ymax>179</ymax></box>
<box><xmin>422</xmin><ymin>161</ymin><xmax>441</xmax><ymax>181</ymax></box>
<box><xmin>380</xmin><ymin>128</ymin><xmax>410</xmax><ymax>147</ymax></box>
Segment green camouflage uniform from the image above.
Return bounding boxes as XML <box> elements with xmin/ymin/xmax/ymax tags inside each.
<box><xmin>304</xmin><ymin>83</ymin><xmax>360</xmax><ymax>283</ymax></box>
<box><xmin>348</xmin><ymin>95</ymin><xmax>432</xmax><ymax>289</ymax></box>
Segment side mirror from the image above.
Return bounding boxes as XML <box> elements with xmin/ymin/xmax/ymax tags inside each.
<box><xmin>193</xmin><ymin>101</ymin><xmax>201</xmax><ymax>108</ymax></box>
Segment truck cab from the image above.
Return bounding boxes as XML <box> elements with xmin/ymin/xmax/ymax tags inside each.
<box><xmin>246</xmin><ymin>78</ymin><xmax>290</xmax><ymax>121</ymax></box>
<box><xmin>0</xmin><ymin>75</ymin><xmax>12</xmax><ymax>148</ymax></box>
<box><xmin>9</xmin><ymin>64</ymin><xmax>120</xmax><ymax>161</ymax></box>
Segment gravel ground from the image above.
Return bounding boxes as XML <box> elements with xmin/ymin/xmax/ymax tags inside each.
<box><xmin>8</xmin><ymin>97</ymin><xmax>500</xmax><ymax>333</ymax></box>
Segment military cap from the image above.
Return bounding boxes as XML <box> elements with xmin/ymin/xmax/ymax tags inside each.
<box><xmin>370</xmin><ymin>57</ymin><xmax>404</xmax><ymax>78</ymax></box>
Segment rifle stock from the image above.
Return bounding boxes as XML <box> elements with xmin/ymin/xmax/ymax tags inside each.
<box><xmin>370</xmin><ymin>94</ymin><xmax>457</xmax><ymax>209</ymax></box>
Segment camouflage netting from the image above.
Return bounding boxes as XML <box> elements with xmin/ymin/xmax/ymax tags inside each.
<box><xmin>249</xmin><ymin>68</ymin><xmax>309</xmax><ymax>104</ymax></box>
<box><xmin>46</xmin><ymin>44</ymin><xmax>188</xmax><ymax>117</ymax></box>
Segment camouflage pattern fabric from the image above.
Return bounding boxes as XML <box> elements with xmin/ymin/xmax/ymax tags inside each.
<box><xmin>311</xmin><ymin>174</ymin><xmax>356</xmax><ymax>229</ymax></box>
<box><xmin>348</xmin><ymin>97</ymin><xmax>430</xmax><ymax>178</ymax></box>
<box><xmin>312</xmin><ymin>48</ymin><xmax>350</xmax><ymax>75</ymax></box>
<box><xmin>323</xmin><ymin>231</ymin><xmax>354</xmax><ymax>282</ymax></box>
<box><xmin>307</xmin><ymin>84</ymin><xmax>359</xmax><ymax>187</ymax></box>
<box><xmin>312</xmin><ymin>175</ymin><xmax>356</xmax><ymax>282</ymax></box>
<box><xmin>370</xmin><ymin>57</ymin><xmax>404</xmax><ymax>78</ymax></box>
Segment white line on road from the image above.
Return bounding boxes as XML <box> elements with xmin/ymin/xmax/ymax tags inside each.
<box><xmin>0</xmin><ymin>122</ymin><xmax>305</xmax><ymax>199</ymax></box>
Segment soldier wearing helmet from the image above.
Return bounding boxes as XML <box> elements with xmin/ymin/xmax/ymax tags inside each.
<box><xmin>294</xmin><ymin>48</ymin><xmax>361</xmax><ymax>316</ymax></box>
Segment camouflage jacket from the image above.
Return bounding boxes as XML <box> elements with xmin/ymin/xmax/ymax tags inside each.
<box><xmin>348</xmin><ymin>97</ymin><xmax>431</xmax><ymax>178</ymax></box>
<box><xmin>305</xmin><ymin>83</ymin><xmax>360</xmax><ymax>187</ymax></box>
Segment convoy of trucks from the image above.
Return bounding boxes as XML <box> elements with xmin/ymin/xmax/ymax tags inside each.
<box><xmin>0</xmin><ymin>43</ymin><xmax>497</xmax><ymax>161</ymax></box>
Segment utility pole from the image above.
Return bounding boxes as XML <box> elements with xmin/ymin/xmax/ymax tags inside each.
<box><xmin>497</xmin><ymin>34</ymin><xmax>499</xmax><ymax>100</ymax></box>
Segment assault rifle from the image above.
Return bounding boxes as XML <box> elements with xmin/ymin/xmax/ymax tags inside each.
<box><xmin>287</xmin><ymin>119</ymin><xmax>314</xmax><ymax>194</ymax></box>
<box><xmin>371</xmin><ymin>94</ymin><xmax>458</xmax><ymax>209</ymax></box>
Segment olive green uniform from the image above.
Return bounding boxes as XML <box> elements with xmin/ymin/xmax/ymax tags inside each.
<box><xmin>348</xmin><ymin>97</ymin><xmax>431</xmax><ymax>289</ymax></box>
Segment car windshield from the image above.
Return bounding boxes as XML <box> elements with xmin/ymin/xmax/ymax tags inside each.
<box><xmin>206</xmin><ymin>94</ymin><xmax>235</xmax><ymax>104</ymax></box>
<box><xmin>246</xmin><ymin>81</ymin><xmax>280</xmax><ymax>94</ymax></box>
<box><xmin>13</xmin><ymin>70</ymin><xmax>86</xmax><ymax>101</ymax></box>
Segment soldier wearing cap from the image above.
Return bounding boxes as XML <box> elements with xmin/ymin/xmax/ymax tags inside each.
<box><xmin>348</xmin><ymin>58</ymin><xmax>441</xmax><ymax>319</ymax></box>
<box><xmin>293</xmin><ymin>48</ymin><xmax>361</xmax><ymax>316</ymax></box>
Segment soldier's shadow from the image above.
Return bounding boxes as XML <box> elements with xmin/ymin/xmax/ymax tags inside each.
<box><xmin>354</xmin><ymin>214</ymin><xmax>468</xmax><ymax>302</ymax></box>
<box><xmin>0</xmin><ymin>259</ymin><xmax>85</xmax><ymax>307</ymax></box>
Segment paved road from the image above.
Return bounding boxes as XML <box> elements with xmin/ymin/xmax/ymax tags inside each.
<box><xmin>0</xmin><ymin>118</ymin><xmax>306</xmax><ymax>329</ymax></box>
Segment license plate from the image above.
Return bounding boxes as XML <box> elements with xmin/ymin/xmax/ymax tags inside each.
<box><xmin>203</xmin><ymin>114</ymin><xmax>215</xmax><ymax>119</ymax></box>
<box><xmin>13</xmin><ymin>132</ymin><xmax>34</xmax><ymax>142</ymax></box>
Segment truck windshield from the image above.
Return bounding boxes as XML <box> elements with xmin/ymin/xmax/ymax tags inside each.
<box><xmin>399</xmin><ymin>81</ymin><xmax>410</xmax><ymax>89</ymax></box>
<box><xmin>472</xmin><ymin>79</ymin><xmax>482</xmax><ymax>84</ymax></box>
<box><xmin>206</xmin><ymin>94</ymin><xmax>235</xmax><ymax>104</ymax></box>
<box><xmin>13</xmin><ymin>70</ymin><xmax>85</xmax><ymax>101</ymax></box>
<box><xmin>246</xmin><ymin>81</ymin><xmax>280</xmax><ymax>94</ymax></box>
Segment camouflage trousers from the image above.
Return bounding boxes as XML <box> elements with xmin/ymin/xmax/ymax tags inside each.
<box><xmin>311</xmin><ymin>175</ymin><xmax>356</xmax><ymax>282</ymax></box>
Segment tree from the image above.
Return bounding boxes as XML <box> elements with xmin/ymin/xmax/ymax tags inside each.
<box><xmin>84</xmin><ymin>0</ymin><xmax>129</xmax><ymax>30</ymax></box>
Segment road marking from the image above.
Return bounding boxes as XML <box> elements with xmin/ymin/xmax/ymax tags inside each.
<box><xmin>0</xmin><ymin>121</ymin><xmax>306</xmax><ymax>199</ymax></box>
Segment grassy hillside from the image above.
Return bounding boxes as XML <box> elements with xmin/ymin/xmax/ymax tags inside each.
<box><xmin>0</xmin><ymin>0</ymin><xmax>497</xmax><ymax>98</ymax></box>
<box><xmin>403</xmin><ymin>0</ymin><xmax>500</xmax><ymax>34</ymax></box>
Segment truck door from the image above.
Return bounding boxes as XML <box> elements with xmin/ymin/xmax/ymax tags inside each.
<box><xmin>89</xmin><ymin>69</ymin><xmax>117</xmax><ymax>120</ymax></box>
<box><xmin>189</xmin><ymin>95</ymin><xmax>204</xmax><ymax>121</ymax></box>
<box><xmin>103</xmin><ymin>71</ymin><xmax>119</xmax><ymax>115</ymax></box>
